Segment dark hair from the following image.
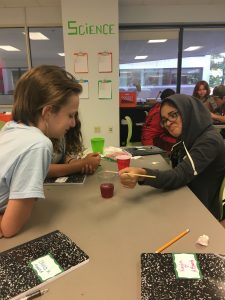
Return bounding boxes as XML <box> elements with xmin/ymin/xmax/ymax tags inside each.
<box><xmin>52</xmin><ymin>112</ymin><xmax>83</xmax><ymax>156</ymax></box>
<box><xmin>161</xmin><ymin>98</ymin><xmax>177</xmax><ymax>110</ymax></box>
<box><xmin>160</xmin><ymin>88</ymin><xmax>175</xmax><ymax>100</ymax></box>
<box><xmin>192</xmin><ymin>80</ymin><xmax>210</xmax><ymax>98</ymax></box>
<box><xmin>12</xmin><ymin>65</ymin><xmax>82</xmax><ymax>125</ymax></box>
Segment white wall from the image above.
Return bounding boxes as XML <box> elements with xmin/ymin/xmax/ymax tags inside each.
<box><xmin>61</xmin><ymin>0</ymin><xmax>119</xmax><ymax>149</ymax></box>
<box><xmin>119</xmin><ymin>4</ymin><xmax>225</xmax><ymax>24</ymax></box>
<box><xmin>0</xmin><ymin>7</ymin><xmax>61</xmax><ymax>27</ymax></box>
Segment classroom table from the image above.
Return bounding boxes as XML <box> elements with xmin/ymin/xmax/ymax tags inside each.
<box><xmin>1</xmin><ymin>155</ymin><xmax>225</xmax><ymax>300</ymax></box>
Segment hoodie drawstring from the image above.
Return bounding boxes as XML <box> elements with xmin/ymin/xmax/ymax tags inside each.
<box><xmin>182</xmin><ymin>141</ymin><xmax>198</xmax><ymax>176</ymax></box>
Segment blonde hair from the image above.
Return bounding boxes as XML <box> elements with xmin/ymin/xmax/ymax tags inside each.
<box><xmin>12</xmin><ymin>65</ymin><xmax>82</xmax><ymax>125</ymax></box>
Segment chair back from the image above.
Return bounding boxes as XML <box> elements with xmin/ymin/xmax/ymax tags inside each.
<box><xmin>0</xmin><ymin>113</ymin><xmax>11</xmax><ymax>122</ymax></box>
<box><xmin>125</xmin><ymin>116</ymin><xmax>133</xmax><ymax>146</ymax></box>
<box><xmin>0</xmin><ymin>121</ymin><xmax>5</xmax><ymax>129</ymax></box>
<box><xmin>219</xmin><ymin>176</ymin><xmax>225</xmax><ymax>220</ymax></box>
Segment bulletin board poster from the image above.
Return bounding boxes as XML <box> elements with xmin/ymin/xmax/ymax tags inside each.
<box><xmin>119</xmin><ymin>91</ymin><xmax>137</xmax><ymax>107</ymax></box>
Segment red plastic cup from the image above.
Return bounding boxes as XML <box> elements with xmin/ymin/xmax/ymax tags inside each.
<box><xmin>116</xmin><ymin>155</ymin><xmax>131</xmax><ymax>171</ymax></box>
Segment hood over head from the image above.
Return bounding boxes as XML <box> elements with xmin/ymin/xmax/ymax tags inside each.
<box><xmin>161</xmin><ymin>94</ymin><xmax>213</xmax><ymax>149</ymax></box>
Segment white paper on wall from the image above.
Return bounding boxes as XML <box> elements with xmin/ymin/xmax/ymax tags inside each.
<box><xmin>98</xmin><ymin>80</ymin><xmax>112</xmax><ymax>99</ymax></box>
<box><xmin>98</xmin><ymin>52</ymin><xmax>112</xmax><ymax>73</ymax></box>
<box><xmin>74</xmin><ymin>52</ymin><xmax>88</xmax><ymax>73</ymax></box>
<box><xmin>79</xmin><ymin>80</ymin><xmax>89</xmax><ymax>99</ymax></box>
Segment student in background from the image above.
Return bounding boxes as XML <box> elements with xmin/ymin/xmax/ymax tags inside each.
<box><xmin>0</xmin><ymin>65</ymin><xmax>82</xmax><ymax>237</ymax></box>
<box><xmin>48</xmin><ymin>112</ymin><xmax>100</xmax><ymax>178</ymax></box>
<box><xmin>141</xmin><ymin>88</ymin><xmax>176</xmax><ymax>152</ymax></box>
<box><xmin>210</xmin><ymin>85</ymin><xmax>225</xmax><ymax>139</ymax></box>
<box><xmin>192</xmin><ymin>80</ymin><xmax>216</xmax><ymax>112</ymax></box>
<box><xmin>120</xmin><ymin>94</ymin><xmax>225</xmax><ymax>219</ymax></box>
<box><xmin>210</xmin><ymin>85</ymin><xmax>225</xmax><ymax>123</ymax></box>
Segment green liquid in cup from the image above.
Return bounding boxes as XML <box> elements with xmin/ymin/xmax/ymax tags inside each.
<box><xmin>91</xmin><ymin>137</ymin><xmax>105</xmax><ymax>154</ymax></box>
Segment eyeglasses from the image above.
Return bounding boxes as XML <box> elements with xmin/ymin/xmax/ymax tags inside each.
<box><xmin>160</xmin><ymin>110</ymin><xmax>179</xmax><ymax>127</ymax></box>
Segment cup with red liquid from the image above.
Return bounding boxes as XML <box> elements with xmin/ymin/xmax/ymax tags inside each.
<box><xmin>97</xmin><ymin>171</ymin><xmax>115</xmax><ymax>199</ymax></box>
<box><xmin>116</xmin><ymin>154</ymin><xmax>132</xmax><ymax>171</ymax></box>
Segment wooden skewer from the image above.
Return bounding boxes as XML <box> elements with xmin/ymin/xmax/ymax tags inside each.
<box><xmin>105</xmin><ymin>170</ymin><xmax>156</xmax><ymax>179</ymax></box>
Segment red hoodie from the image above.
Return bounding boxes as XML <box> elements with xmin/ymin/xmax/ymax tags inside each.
<box><xmin>141</xmin><ymin>103</ymin><xmax>176</xmax><ymax>152</ymax></box>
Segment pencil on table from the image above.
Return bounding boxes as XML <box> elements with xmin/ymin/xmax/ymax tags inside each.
<box><xmin>105</xmin><ymin>170</ymin><xmax>156</xmax><ymax>179</ymax></box>
<box><xmin>155</xmin><ymin>228</ymin><xmax>190</xmax><ymax>253</ymax></box>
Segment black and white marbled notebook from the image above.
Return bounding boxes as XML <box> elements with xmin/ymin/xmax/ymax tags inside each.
<box><xmin>141</xmin><ymin>253</ymin><xmax>225</xmax><ymax>300</ymax></box>
<box><xmin>44</xmin><ymin>173</ymin><xmax>86</xmax><ymax>185</ymax></box>
<box><xmin>0</xmin><ymin>230</ymin><xmax>89</xmax><ymax>300</ymax></box>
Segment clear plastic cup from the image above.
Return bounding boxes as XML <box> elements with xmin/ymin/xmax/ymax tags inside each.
<box><xmin>97</xmin><ymin>171</ymin><xmax>115</xmax><ymax>199</ymax></box>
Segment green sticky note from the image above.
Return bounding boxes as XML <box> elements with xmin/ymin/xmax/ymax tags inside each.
<box><xmin>172</xmin><ymin>253</ymin><xmax>202</xmax><ymax>279</ymax></box>
<box><xmin>29</xmin><ymin>253</ymin><xmax>64</xmax><ymax>282</ymax></box>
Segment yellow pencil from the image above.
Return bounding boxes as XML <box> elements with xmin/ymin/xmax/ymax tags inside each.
<box><xmin>105</xmin><ymin>170</ymin><xmax>156</xmax><ymax>179</ymax></box>
<box><xmin>155</xmin><ymin>228</ymin><xmax>190</xmax><ymax>253</ymax></box>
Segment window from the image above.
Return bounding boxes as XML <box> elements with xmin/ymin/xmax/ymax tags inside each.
<box><xmin>181</xmin><ymin>28</ymin><xmax>225</xmax><ymax>95</ymax></box>
<box><xmin>0</xmin><ymin>27</ymin><xmax>64</xmax><ymax>106</ymax></box>
<box><xmin>29</xmin><ymin>27</ymin><xmax>64</xmax><ymax>67</ymax></box>
<box><xmin>120</xmin><ymin>26</ymin><xmax>225</xmax><ymax>100</ymax></box>
<box><xmin>119</xmin><ymin>29</ymin><xmax>179</xmax><ymax>101</ymax></box>
<box><xmin>0</xmin><ymin>28</ymin><xmax>28</xmax><ymax>105</ymax></box>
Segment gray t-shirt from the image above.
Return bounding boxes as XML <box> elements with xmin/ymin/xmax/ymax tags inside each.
<box><xmin>0</xmin><ymin>121</ymin><xmax>53</xmax><ymax>212</ymax></box>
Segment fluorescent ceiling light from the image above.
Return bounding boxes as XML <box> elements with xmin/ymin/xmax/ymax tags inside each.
<box><xmin>148</xmin><ymin>39</ymin><xmax>167</xmax><ymax>43</ymax></box>
<box><xmin>184</xmin><ymin>46</ymin><xmax>202</xmax><ymax>51</ymax></box>
<box><xmin>29</xmin><ymin>32</ymin><xmax>49</xmax><ymax>40</ymax></box>
<box><xmin>0</xmin><ymin>45</ymin><xmax>20</xmax><ymax>51</ymax></box>
<box><xmin>135</xmin><ymin>56</ymin><xmax>148</xmax><ymax>60</ymax></box>
<box><xmin>58</xmin><ymin>53</ymin><xmax>65</xmax><ymax>56</ymax></box>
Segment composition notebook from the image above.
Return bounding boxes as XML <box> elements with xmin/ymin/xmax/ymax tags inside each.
<box><xmin>124</xmin><ymin>145</ymin><xmax>165</xmax><ymax>157</ymax></box>
<box><xmin>141</xmin><ymin>253</ymin><xmax>225</xmax><ymax>300</ymax></box>
<box><xmin>44</xmin><ymin>173</ymin><xmax>86</xmax><ymax>185</ymax></box>
<box><xmin>0</xmin><ymin>230</ymin><xmax>89</xmax><ymax>300</ymax></box>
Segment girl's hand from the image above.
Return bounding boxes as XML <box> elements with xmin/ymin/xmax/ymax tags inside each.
<box><xmin>84</xmin><ymin>153</ymin><xmax>101</xmax><ymax>170</ymax></box>
<box><xmin>81</xmin><ymin>153</ymin><xmax>101</xmax><ymax>174</ymax></box>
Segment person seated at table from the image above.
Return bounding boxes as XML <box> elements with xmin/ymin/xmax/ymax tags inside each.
<box><xmin>210</xmin><ymin>85</ymin><xmax>225</xmax><ymax>122</ymax></box>
<box><xmin>0</xmin><ymin>65</ymin><xmax>82</xmax><ymax>237</ymax></box>
<box><xmin>119</xmin><ymin>94</ymin><xmax>225</xmax><ymax>219</ymax></box>
<box><xmin>141</xmin><ymin>88</ymin><xmax>176</xmax><ymax>152</ymax></box>
<box><xmin>48</xmin><ymin>112</ymin><xmax>101</xmax><ymax>178</ymax></box>
<box><xmin>210</xmin><ymin>85</ymin><xmax>225</xmax><ymax>138</ymax></box>
<box><xmin>192</xmin><ymin>80</ymin><xmax>216</xmax><ymax>112</ymax></box>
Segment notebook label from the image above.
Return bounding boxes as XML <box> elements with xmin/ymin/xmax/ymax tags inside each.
<box><xmin>172</xmin><ymin>253</ymin><xmax>202</xmax><ymax>279</ymax></box>
<box><xmin>55</xmin><ymin>177</ymin><xmax>68</xmax><ymax>183</ymax></box>
<box><xmin>29</xmin><ymin>253</ymin><xmax>64</xmax><ymax>282</ymax></box>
